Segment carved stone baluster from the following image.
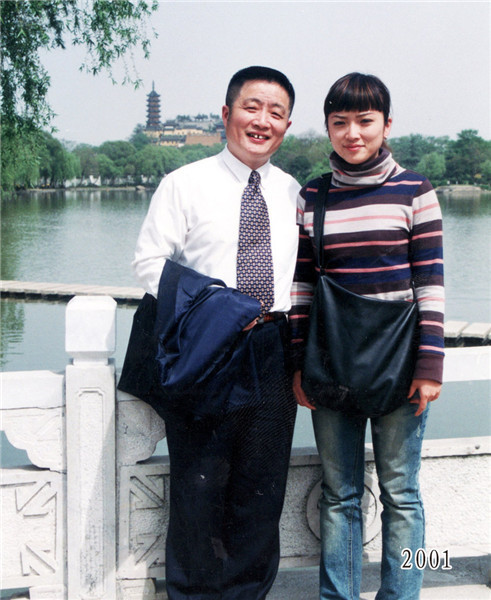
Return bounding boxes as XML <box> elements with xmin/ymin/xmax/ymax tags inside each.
<box><xmin>65</xmin><ymin>296</ymin><xmax>117</xmax><ymax>600</ymax></box>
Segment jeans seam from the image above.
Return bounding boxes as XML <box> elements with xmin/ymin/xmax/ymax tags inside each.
<box><xmin>347</xmin><ymin>423</ymin><xmax>364</xmax><ymax>600</ymax></box>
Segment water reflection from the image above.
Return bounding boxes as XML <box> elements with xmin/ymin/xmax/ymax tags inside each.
<box><xmin>439</xmin><ymin>189</ymin><xmax>491</xmax><ymax>217</ymax></box>
<box><xmin>1</xmin><ymin>298</ymin><xmax>135</xmax><ymax>372</ymax></box>
<box><xmin>1</xmin><ymin>189</ymin><xmax>153</xmax><ymax>285</ymax></box>
<box><xmin>440</xmin><ymin>193</ymin><xmax>491</xmax><ymax>322</ymax></box>
<box><xmin>0</xmin><ymin>301</ymin><xmax>25</xmax><ymax>369</ymax></box>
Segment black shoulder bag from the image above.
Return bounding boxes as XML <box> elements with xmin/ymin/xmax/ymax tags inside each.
<box><xmin>302</xmin><ymin>174</ymin><xmax>420</xmax><ymax>417</ymax></box>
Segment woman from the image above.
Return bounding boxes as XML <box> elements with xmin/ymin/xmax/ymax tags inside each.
<box><xmin>290</xmin><ymin>73</ymin><xmax>444</xmax><ymax>600</ymax></box>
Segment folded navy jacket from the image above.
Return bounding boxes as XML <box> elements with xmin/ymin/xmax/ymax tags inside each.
<box><xmin>118</xmin><ymin>260</ymin><xmax>261</xmax><ymax>419</ymax></box>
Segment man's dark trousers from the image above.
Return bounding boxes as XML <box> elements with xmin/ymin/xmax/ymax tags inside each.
<box><xmin>164</xmin><ymin>318</ymin><xmax>297</xmax><ymax>600</ymax></box>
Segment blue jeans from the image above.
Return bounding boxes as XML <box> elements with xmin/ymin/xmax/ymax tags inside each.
<box><xmin>312</xmin><ymin>401</ymin><xmax>429</xmax><ymax>600</ymax></box>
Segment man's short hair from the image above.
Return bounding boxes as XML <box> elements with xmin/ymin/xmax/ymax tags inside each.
<box><xmin>225</xmin><ymin>66</ymin><xmax>295</xmax><ymax>115</ymax></box>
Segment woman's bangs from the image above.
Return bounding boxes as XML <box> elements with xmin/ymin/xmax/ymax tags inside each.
<box><xmin>331</xmin><ymin>84</ymin><xmax>384</xmax><ymax>114</ymax></box>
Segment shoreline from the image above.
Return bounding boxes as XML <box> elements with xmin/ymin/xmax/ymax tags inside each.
<box><xmin>14</xmin><ymin>184</ymin><xmax>155</xmax><ymax>193</ymax></box>
<box><xmin>6</xmin><ymin>183</ymin><xmax>490</xmax><ymax>195</ymax></box>
<box><xmin>436</xmin><ymin>184</ymin><xmax>489</xmax><ymax>194</ymax></box>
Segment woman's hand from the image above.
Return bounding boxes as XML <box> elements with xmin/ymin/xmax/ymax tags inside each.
<box><xmin>408</xmin><ymin>378</ymin><xmax>442</xmax><ymax>417</ymax></box>
<box><xmin>293</xmin><ymin>370</ymin><xmax>317</xmax><ymax>410</ymax></box>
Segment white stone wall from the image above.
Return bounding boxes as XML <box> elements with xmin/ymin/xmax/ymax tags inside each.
<box><xmin>1</xmin><ymin>296</ymin><xmax>489</xmax><ymax>599</ymax></box>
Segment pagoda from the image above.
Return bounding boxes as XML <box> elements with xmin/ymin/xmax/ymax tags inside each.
<box><xmin>146</xmin><ymin>82</ymin><xmax>161</xmax><ymax>130</ymax></box>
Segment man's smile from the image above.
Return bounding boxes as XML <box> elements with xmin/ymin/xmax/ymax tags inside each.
<box><xmin>248</xmin><ymin>133</ymin><xmax>270</xmax><ymax>140</ymax></box>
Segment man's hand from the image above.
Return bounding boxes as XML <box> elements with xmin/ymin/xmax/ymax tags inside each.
<box><xmin>408</xmin><ymin>378</ymin><xmax>442</xmax><ymax>417</ymax></box>
<box><xmin>293</xmin><ymin>370</ymin><xmax>316</xmax><ymax>410</ymax></box>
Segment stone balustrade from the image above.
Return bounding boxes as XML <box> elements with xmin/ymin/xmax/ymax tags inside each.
<box><xmin>1</xmin><ymin>296</ymin><xmax>490</xmax><ymax>600</ymax></box>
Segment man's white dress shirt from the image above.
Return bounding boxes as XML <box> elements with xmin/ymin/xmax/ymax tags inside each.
<box><xmin>133</xmin><ymin>147</ymin><xmax>300</xmax><ymax>313</ymax></box>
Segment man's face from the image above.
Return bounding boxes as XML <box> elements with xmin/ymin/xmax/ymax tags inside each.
<box><xmin>222</xmin><ymin>80</ymin><xmax>292</xmax><ymax>170</ymax></box>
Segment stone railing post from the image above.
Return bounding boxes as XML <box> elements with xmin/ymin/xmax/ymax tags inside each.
<box><xmin>65</xmin><ymin>296</ymin><xmax>117</xmax><ymax>600</ymax></box>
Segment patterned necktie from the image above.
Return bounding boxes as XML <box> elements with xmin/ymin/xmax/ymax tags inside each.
<box><xmin>236</xmin><ymin>170</ymin><xmax>274</xmax><ymax>315</ymax></box>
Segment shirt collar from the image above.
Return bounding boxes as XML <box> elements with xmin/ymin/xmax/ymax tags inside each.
<box><xmin>222</xmin><ymin>146</ymin><xmax>272</xmax><ymax>186</ymax></box>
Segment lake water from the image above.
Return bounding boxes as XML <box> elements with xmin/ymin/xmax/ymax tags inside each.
<box><xmin>1</xmin><ymin>189</ymin><xmax>490</xmax><ymax>462</ymax></box>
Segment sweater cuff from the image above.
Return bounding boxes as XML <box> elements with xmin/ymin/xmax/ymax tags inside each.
<box><xmin>290</xmin><ymin>343</ymin><xmax>305</xmax><ymax>372</ymax></box>
<box><xmin>413</xmin><ymin>352</ymin><xmax>444</xmax><ymax>384</ymax></box>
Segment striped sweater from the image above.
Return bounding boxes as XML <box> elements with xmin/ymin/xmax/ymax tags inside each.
<box><xmin>290</xmin><ymin>149</ymin><xmax>445</xmax><ymax>383</ymax></box>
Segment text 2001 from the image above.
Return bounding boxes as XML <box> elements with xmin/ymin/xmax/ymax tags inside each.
<box><xmin>401</xmin><ymin>549</ymin><xmax>452</xmax><ymax>570</ymax></box>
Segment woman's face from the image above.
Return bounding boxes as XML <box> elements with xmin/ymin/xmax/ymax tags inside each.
<box><xmin>327</xmin><ymin>110</ymin><xmax>392</xmax><ymax>165</ymax></box>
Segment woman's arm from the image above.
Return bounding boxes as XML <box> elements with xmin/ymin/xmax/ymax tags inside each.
<box><xmin>409</xmin><ymin>178</ymin><xmax>445</xmax><ymax>386</ymax></box>
<box><xmin>289</xmin><ymin>192</ymin><xmax>318</xmax><ymax>372</ymax></box>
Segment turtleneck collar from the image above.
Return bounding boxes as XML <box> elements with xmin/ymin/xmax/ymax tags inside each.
<box><xmin>329</xmin><ymin>147</ymin><xmax>398</xmax><ymax>187</ymax></box>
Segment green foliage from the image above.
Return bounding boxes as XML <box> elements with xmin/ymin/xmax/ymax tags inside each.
<box><xmin>416</xmin><ymin>152</ymin><xmax>447</xmax><ymax>187</ymax></box>
<box><xmin>1</xmin><ymin>0</ymin><xmax>158</xmax><ymax>131</ymax></box>
<box><xmin>96</xmin><ymin>154</ymin><xmax>119</xmax><ymax>183</ymax></box>
<box><xmin>1</xmin><ymin>128</ymin><xmax>80</xmax><ymax>191</ymax></box>
<box><xmin>2</xmin><ymin>127</ymin><xmax>489</xmax><ymax>191</ymax></box>
<box><xmin>1</xmin><ymin>125</ymin><xmax>41</xmax><ymax>191</ymax></box>
<box><xmin>444</xmin><ymin>130</ymin><xmax>491</xmax><ymax>185</ymax></box>
<box><xmin>74</xmin><ymin>144</ymin><xmax>100</xmax><ymax>179</ymax></box>
<box><xmin>134</xmin><ymin>145</ymin><xmax>167</xmax><ymax>182</ymax></box>
<box><xmin>1</xmin><ymin>1</ymin><xmax>54</xmax><ymax>130</ymax></box>
<box><xmin>38</xmin><ymin>131</ymin><xmax>80</xmax><ymax>186</ymax></box>
<box><xmin>179</xmin><ymin>143</ymin><xmax>224</xmax><ymax>165</ymax></box>
<box><xmin>97</xmin><ymin>141</ymin><xmax>136</xmax><ymax>175</ymax></box>
<box><xmin>130</xmin><ymin>125</ymin><xmax>152</xmax><ymax>150</ymax></box>
<box><xmin>390</xmin><ymin>134</ymin><xmax>450</xmax><ymax>171</ymax></box>
<box><xmin>479</xmin><ymin>160</ymin><xmax>491</xmax><ymax>185</ymax></box>
<box><xmin>390</xmin><ymin>130</ymin><xmax>491</xmax><ymax>187</ymax></box>
<box><xmin>272</xmin><ymin>134</ymin><xmax>332</xmax><ymax>184</ymax></box>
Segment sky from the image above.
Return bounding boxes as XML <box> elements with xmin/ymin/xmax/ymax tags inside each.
<box><xmin>40</xmin><ymin>1</ymin><xmax>490</xmax><ymax>147</ymax></box>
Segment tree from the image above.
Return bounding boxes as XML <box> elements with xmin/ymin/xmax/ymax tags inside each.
<box><xmin>272</xmin><ymin>134</ymin><xmax>331</xmax><ymax>184</ymax></box>
<box><xmin>38</xmin><ymin>131</ymin><xmax>79</xmax><ymax>186</ymax></box>
<box><xmin>390</xmin><ymin>134</ymin><xmax>440</xmax><ymax>171</ymax></box>
<box><xmin>160</xmin><ymin>146</ymin><xmax>185</xmax><ymax>174</ymax></box>
<box><xmin>97</xmin><ymin>153</ymin><xmax>120</xmax><ymax>184</ymax></box>
<box><xmin>134</xmin><ymin>144</ymin><xmax>166</xmax><ymax>182</ymax></box>
<box><xmin>0</xmin><ymin>125</ymin><xmax>40</xmax><ymax>190</ymax></box>
<box><xmin>130</xmin><ymin>124</ymin><xmax>152</xmax><ymax>150</ymax></box>
<box><xmin>179</xmin><ymin>144</ymin><xmax>222</xmax><ymax>166</ymax></box>
<box><xmin>445</xmin><ymin>130</ymin><xmax>491</xmax><ymax>184</ymax></box>
<box><xmin>479</xmin><ymin>159</ymin><xmax>491</xmax><ymax>186</ymax></box>
<box><xmin>416</xmin><ymin>153</ymin><xmax>447</xmax><ymax>187</ymax></box>
<box><xmin>1</xmin><ymin>0</ymin><xmax>158</xmax><ymax>131</ymax></box>
<box><xmin>98</xmin><ymin>140</ymin><xmax>136</xmax><ymax>171</ymax></box>
<box><xmin>1</xmin><ymin>0</ymin><xmax>158</xmax><ymax>192</ymax></box>
<box><xmin>74</xmin><ymin>144</ymin><xmax>100</xmax><ymax>179</ymax></box>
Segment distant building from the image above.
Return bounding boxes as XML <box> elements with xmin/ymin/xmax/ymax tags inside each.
<box><xmin>146</xmin><ymin>83</ymin><xmax>162</xmax><ymax>130</ymax></box>
<box><xmin>144</xmin><ymin>84</ymin><xmax>225</xmax><ymax>147</ymax></box>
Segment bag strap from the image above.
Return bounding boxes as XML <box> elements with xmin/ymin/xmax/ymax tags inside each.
<box><xmin>313</xmin><ymin>173</ymin><xmax>332</xmax><ymax>271</ymax></box>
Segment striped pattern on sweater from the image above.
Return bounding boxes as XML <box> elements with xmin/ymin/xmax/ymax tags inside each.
<box><xmin>290</xmin><ymin>165</ymin><xmax>445</xmax><ymax>383</ymax></box>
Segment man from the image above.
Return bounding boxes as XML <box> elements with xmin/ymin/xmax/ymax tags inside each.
<box><xmin>132</xmin><ymin>66</ymin><xmax>300</xmax><ymax>599</ymax></box>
